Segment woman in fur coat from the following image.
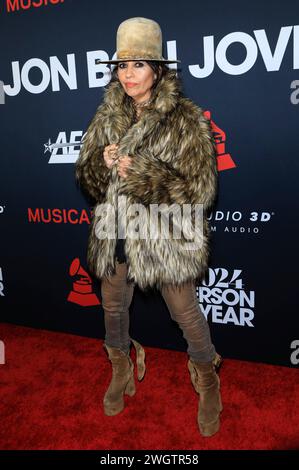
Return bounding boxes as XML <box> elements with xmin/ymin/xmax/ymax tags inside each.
<box><xmin>75</xmin><ymin>17</ymin><xmax>222</xmax><ymax>437</ymax></box>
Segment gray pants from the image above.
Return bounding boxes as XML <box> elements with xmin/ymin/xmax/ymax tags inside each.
<box><xmin>101</xmin><ymin>261</ymin><xmax>216</xmax><ymax>363</ymax></box>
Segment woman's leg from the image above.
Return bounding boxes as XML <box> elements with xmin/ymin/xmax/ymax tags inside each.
<box><xmin>160</xmin><ymin>280</ymin><xmax>222</xmax><ymax>437</ymax></box>
<box><xmin>100</xmin><ymin>260</ymin><xmax>137</xmax><ymax>416</ymax></box>
<box><xmin>101</xmin><ymin>260</ymin><xmax>135</xmax><ymax>354</ymax></box>
<box><xmin>160</xmin><ymin>280</ymin><xmax>216</xmax><ymax>362</ymax></box>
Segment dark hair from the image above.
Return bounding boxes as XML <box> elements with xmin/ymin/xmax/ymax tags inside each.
<box><xmin>147</xmin><ymin>61</ymin><xmax>170</xmax><ymax>88</ymax></box>
<box><xmin>110</xmin><ymin>61</ymin><xmax>171</xmax><ymax>90</ymax></box>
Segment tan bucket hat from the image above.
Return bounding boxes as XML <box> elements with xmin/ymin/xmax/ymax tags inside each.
<box><xmin>96</xmin><ymin>17</ymin><xmax>180</xmax><ymax>64</ymax></box>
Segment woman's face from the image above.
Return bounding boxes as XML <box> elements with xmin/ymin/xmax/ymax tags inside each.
<box><xmin>117</xmin><ymin>61</ymin><xmax>157</xmax><ymax>103</ymax></box>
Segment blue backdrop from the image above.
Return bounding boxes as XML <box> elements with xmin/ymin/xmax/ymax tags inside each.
<box><xmin>1</xmin><ymin>0</ymin><xmax>299</xmax><ymax>367</ymax></box>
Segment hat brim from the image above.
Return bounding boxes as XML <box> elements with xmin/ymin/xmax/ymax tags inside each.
<box><xmin>95</xmin><ymin>58</ymin><xmax>181</xmax><ymax>64</ymax></box>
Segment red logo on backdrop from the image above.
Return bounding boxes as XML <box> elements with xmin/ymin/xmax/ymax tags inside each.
<box><xmin>6</xmin><ymin>0</ymin><xmax>64</xmax><ymax>13</ymax></box>
<box><xmin>28</xmin><ymin>208</ymin><xmax>91</xmax><ymax>224</ymax></box>
<box><xmin>67</xmin><ymin>258</ymin><xmax>100</xmax><ymax>307</ymax></box>
<box><xmin>204</xmin><ymin>111</ymin><xmax>236</xmax><ymax>172</ymax></box>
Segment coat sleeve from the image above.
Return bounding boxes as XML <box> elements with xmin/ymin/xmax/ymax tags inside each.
<box><xmin>75</xmin><ymin>105</ymin><xmax>111</xmax><ymax>202</ymax></box>
<box><xmin>119</xmin><ymin>108</ymin><xmax>218</xmax><ymax>211</ymax></box>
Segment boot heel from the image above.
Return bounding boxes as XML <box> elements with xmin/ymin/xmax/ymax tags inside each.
<box><xmin>103</xmin><ymin>397</ymin><xmax>124</xmax><ymax>416</ymax></box>
<box><xmin>217</xmin><ymin>376</ymin><xmax>223</xmax><ymax>412</ymax></box>
<box><xmin>219</xmin><ymin>394</ymin><xmax>223</xmax><ymax>412</ymax></box>
<box><xmin>103</xmin><ymin>345</ymin><xmax>133</xmax><ymax>416</ymax></box>
<box><xmin>199</xmin><ymin>417</ymin><xmax>220</xmax><ymax>437</ymax></box>
<box><xmin>124</xmin><ymin>374</ymin><xmax>136</xmax><ymax>396</ymax></box>
<box><xmin>188</xmin><ymin>359</ymin><xmax>223</xmax><ymax>438</ymax></box>
<box><xmin>131</xmin><ymin>339</ymin><xmax>146</xmax><ymax>380</ymax></box>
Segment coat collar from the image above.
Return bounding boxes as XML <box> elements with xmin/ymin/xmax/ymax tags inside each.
<box><xmin>98</xmin><ymin>69</ymin><xmax>182</xmax><ymax>156</ymax></box>
<box><xmin>103</xmin><ymin>68</ymin><xmax>181</xmax><ymax>115</ymax></box>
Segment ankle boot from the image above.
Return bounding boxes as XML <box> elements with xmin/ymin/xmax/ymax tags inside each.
<box><xmin>188</xmin><ymin>357</ymin><xmax>223</xmax><ymax>437</ymax></box>
<box><xmin>103</xmin><ymin>339</ymin><xmax>145</xmax><ymax>416</ymax></box>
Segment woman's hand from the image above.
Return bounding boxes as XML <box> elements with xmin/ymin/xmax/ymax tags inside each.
<box><xmin>103</xmin><ymin>144</ymin><xmax>119</xmax><ymax>169</ymax></box>
<box><xmin>117</xmin><ymin>155</ymin><xmax>133</xmax><ymax>179</ymax></box>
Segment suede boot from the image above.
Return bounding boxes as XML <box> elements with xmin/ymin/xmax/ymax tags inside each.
<box><xmin>103</xmin><ymin>339</ymin><xmax>145</xmax><ymax>416</ymax></box>
<box><xmin>188</xmin><ymin>356</ymin><xmax>223</xmax><ymax>437</ymax></box>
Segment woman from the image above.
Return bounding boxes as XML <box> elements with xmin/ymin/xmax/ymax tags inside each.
<box><xmin>75</xmin><ymin>17</ymin><xmax>222</xmax><ymax>437</ymax></box>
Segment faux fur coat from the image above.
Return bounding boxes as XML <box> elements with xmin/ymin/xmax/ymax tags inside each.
<box><xmin>75</xmin><ymin>69</ymin><xmax>218</xmax><ymax>291</ymax></box>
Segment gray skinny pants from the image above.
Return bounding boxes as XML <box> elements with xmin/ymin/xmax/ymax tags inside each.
<box><xmin>101</xmin><ymin>260</ymin><xmax>216</xmax><ymax>363</ymax></box>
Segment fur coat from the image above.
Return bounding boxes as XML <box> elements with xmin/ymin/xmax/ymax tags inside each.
<box><xmin>75</xmin><ymin>69</ymin><xmax>218</xmax><ymax>292</ymax></box>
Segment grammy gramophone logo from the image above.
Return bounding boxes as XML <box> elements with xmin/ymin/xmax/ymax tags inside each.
<box><xmin>67</xmin><ymin>258</ymin><xmax>100</xmax><ymax>307</ymax></box>
<box><xmin>204</xmin><ymin>110</ymin><xmax>236</xmax><ymax>172</ymax></box>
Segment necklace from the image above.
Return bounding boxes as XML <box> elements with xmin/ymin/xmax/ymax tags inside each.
<box><xmin>133</xmin><ymin>97</ymin><xmax>152</xmax><ymax>109</ymax></box>
<box><xmin>132</xmin><ymin>97</ymin><xmax>152</xmax><ymax>122</ymax></box>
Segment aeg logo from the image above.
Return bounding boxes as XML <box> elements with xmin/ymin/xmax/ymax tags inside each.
<box><xmin>44</xmin><ymin>131</ymin><xmax>83</xmax><ymax>164</ymax></box>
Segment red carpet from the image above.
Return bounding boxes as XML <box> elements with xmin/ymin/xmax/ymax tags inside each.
<box><xmin>0</xmin><ymin>322</ymin><xmax>298</xmax><ymax>450</ymax></box>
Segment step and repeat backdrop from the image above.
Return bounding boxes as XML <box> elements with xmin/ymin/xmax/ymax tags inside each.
<box><xmin>0</xmin><ymin>0</ymin><xmax>298</xmax><ymax>367</ymax></box>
